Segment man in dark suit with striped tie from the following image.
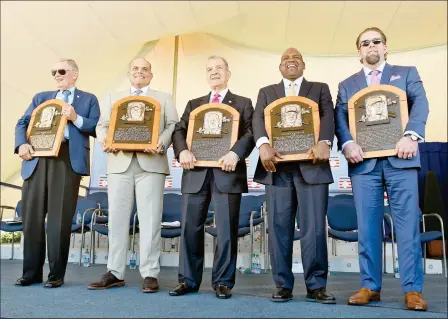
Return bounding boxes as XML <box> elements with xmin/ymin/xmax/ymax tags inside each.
<box><xmin>14</xmin><ymin>59</ymin><xmax>100</xmax><ymax>288</ymax></box>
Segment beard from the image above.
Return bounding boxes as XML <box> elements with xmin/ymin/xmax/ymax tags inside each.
<box><xmin>366</xmin><ymin>53</ymin><xmax>380</xmax><ymax>65</ymax></box>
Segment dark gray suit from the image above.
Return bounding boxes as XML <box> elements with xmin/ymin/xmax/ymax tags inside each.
<box><xmin>172</xmin><ymin>90</ymin><xmax>255</xmax><ymax>289</ymax></box>
<box><xmin>253</xmin><ymin>79</ymin><xmax>334</xmax><ymax>291</ymax></box>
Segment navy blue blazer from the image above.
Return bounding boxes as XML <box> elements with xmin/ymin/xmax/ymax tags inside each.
<box><xmin>15</xmin><ymin>89</ymin><xmax>100</xmax><ymax>180</ymax></box>
<box><xmin>334</xmin><ymin>63</ymin><xmax>429</xmax><ymax>176</ymax></box>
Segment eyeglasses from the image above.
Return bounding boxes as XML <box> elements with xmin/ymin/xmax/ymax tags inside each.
<box><xmin>359</xmin><ymin>38</ymin><xmax>383</xmax><ymax>48</ymax></box>
<box><xmin>51</xmin><ymin>69</ymin><xmax>72</xmax><ymax>76</ymax></box>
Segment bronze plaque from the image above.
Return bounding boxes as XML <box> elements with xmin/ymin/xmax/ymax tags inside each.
<box><xmin>106</xmin><ymin>96</ymin><xmax>161</xmax><ymax>150</ymax></box>
<box><xmin>264</xmin><ymin>96</ymin><xmax>320</xmax><ymax>161</ymax></box>
<box><xmin>348</xmin><ymin>85</ymin><xmax>408</xmax><ymax>158</ymax></box>
<box><xmin>26</xmin><ymin>99</ymin><xmax>67</xmax><ymax>157</ymax></box>
<box><xmin>186</xmin><ymin>103</ymin><xmax>240</xmax><ymax>167</ymax></box>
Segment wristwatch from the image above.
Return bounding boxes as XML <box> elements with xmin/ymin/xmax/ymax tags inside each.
<box><xmin>319</xmin><ymin>140</ymin><xmax>332</xmax><ymax>146</ymax></box>
<box><xmin>405</xmin><ymin>133</ymin><xmax>418</xmax><ymax>141</ymax></box>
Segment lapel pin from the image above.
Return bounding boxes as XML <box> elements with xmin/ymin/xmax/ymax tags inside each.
<box><xmin>228</xmin><ymin>100</ymin><xmax>232</xmax><ymax>104</ymax></box>
<box><xmin>77</xmin><ymin>95</ymin><xmax>80</xmax><ymax>98</ymax></box>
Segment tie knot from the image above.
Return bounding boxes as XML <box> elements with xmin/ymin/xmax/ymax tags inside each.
<box><xmin>133</xmin><ymin>89</ymin><xmax>143</xmax><ymax>96</ymax></box>
<box><xmin>370</xmin><ymin>70</ymin><xmax>380</xmax><ymax>76</ymax></box>
<box><xmin>212</xmin><ymin>93</ymin><xmax>220</xmax><ymax>103</ymax></box>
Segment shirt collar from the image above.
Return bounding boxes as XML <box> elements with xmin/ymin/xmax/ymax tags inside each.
<box><xmin>363</xmin><ymin>62</ymin><xmax>386</xmax><ymax>77</ymax></box>
<box><xmin>210</xmin><ymin>88</ymin><xmax>229</xmax><ymax>100</ymax></box>
<box><xmin>283</xmin><ymin>76</ymin><xmax>303</xmax><ymax>89</ymax></box>
<box><xmin>59</xmin><ymin>86</ymin><xmax>76</xmax><ymax>95</ymax></box>
<box><xmin>131</xmin><ymin>85</ymin><xmax>150</xmax><ymax>95</ymax></box>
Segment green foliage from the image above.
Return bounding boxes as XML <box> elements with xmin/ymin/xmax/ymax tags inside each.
<box><xmin>0</xmin><ymin>232</ymin><xmax>22</xmax><ymax>243</ymax></box>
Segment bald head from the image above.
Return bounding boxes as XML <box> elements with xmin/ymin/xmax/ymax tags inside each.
<box><xmin>128</xmin><ymin>57</ymin><xmax>153</xmax><ymax>89</ymax></box>
<box><xmin>279</xmin><ymin>47</ymin><xmax>305</xmax><ymax>80</ymax></box>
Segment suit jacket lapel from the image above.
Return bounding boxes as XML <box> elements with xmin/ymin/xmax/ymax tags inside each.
<box><xmin>298</xmin><ymin>78</ymin><xmax>312</xmax><ymax>97</ymax></box>
<box><xmin>354</xmin><ymin>70</ymin><xmax>368</xmax><ymax>91</ymax></box>
<box><xmin>222</xmin><ymin>90</ymin><xmax>236</xmax><ymax>106</ymax></box>
<box><xmin>380</xmin><ymin>63</ymin><xmax>393</xmax><ymax>85</ymax></box>
<box><xmin>72</xmin><ymin>88</ymin><xmax>82</xmax><ymax>108</ymax></box>
<box><xmin>273</xmin><ymin>81</ymin><xmax>285</xmax><ymax>99</ymax></box>
<box><xmin>200</xmin><ymin>93</ymin><xmax>211</xmax><ymax>105</ymax></box>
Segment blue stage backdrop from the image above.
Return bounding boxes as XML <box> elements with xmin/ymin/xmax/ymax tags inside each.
<box><xmin>89</xmin><ymin>137</ymin><xmax>353</xmax><ymax>195</ymax></box>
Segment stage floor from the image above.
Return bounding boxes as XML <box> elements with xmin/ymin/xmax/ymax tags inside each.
<box><xmin>1</xmin><ymin>260</ymin><xmax>446</xmax><ymax>318</ymax></box>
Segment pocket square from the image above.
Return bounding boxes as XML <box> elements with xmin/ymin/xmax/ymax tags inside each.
<box><xmin>390</xmin><ymin>74</ymin><xmax>401</xmax><ymax>82</ymax></box>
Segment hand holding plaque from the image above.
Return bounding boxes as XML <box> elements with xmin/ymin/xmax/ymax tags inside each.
<box><xmin>348</xmin><ymin>85</ymin><xmax>408</xmax><ymax>158</ymax></box>
<box><xmin>106</xmin><ymin>96</ymin><xmax>161</xmax><ymax>151</ymax></box>
<box><xmin>264</xmin><ymin>96</ymin><xmax>320</xmax><ymax>162</ymax></box>
<box><xmin>186</xmin><ymin>103</ymin><xmax>239</xmax><ymax>167</ymax></box>
<box><xmin>26</xmin><ymin>99</ymin><xmax>68</xmax><ymax>157</ymax></box>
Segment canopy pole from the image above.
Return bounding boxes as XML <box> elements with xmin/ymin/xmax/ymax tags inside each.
<box><xmin>172</xmin><ymin>35</ymin><xmax>180</xmax><ymax>105</ymax></box>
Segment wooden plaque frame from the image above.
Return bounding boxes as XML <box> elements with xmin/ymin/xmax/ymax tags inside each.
<box><xmin>186</xmin><ymin>103</ymin><xmax>240</xmax><ymax>167</ymax></box>
<box><xmin>106</xmin><ymin>96</ymin><xmax>161</xmax><ymax>151</ymax></box>
<box><xmin>26</xmin><ymin>99</ymin><xmax>67</xmax><ymax>157</ymax></box>
<box><xmin>348</xmin><ymin>85</ymin><xmax>408</xmax><ymax>158</ymax></box>
<box><xmin>264</xmin><ymin>96</ymin><xmax>320</xmax><ymax>161</ymax></box>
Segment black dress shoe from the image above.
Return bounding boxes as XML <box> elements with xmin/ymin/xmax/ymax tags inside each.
<box><xmin>15</xmin><ymin>277</ymin><xmax>43</xmax><ymax>286</ymax></box>
<box><xmin>271</xmin><ymin>288</ymin><xmax>293</xmax><ymax>302</ymax></box>
<box><xmin>215</xmin><ymin>284</ymin><xmax>232</xmax><ymax>299</ymax></box>
<box><xmin>169</xmin><ymin>282</ymin><xmax>198</xmax><ymax>296</ymax></box>
<box><xmin>44</xmin><ymin>276</ymin><xmax>64</xmax><ymax>288</ymax></box>
<box><xmin>306</xmin><ymin>287</ymin><xmax>336</xmax><ymax>304</ymax></box>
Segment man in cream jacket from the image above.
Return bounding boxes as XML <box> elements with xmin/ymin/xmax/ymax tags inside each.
<box><xmin>88</xmin><ymin>57</ymin><xmax>178</xmax><ymax>293</ymax></box>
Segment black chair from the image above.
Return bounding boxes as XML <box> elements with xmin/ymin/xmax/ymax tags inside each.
<box><xmin>263</xmin><ymin>207</ymin><xmax>301</xmax><ymax>273</ymax></box>
<box><xmin>86</xmin><ymin>191</ymin><xmax>109</xmax><ymax>224</ymax></box>
<box><xmin>161</xmin><ymin>193</ymin><xmax>183</xmax><ymax>251</ymax></box>
<box><xmin>384</xmin><ymin>207</ymin><xmax>446</xmax><ymax>278</ymax></box>
<box><xmin>0</xmin><ymin>201</ymin><xmax>23</xmax><ymax>260</ymax></box>
<box><xmin>70</xmin><ymin>198</ymin><xmax>98</xmax><ymax>265</ymax></box>
<box><xmin>91</xmin><ymin>199</ymin><xmax>138</xmax><ymax>264</ymax></box>
<box><xmin>205</xmin><ymin>195</ymin><xmax>265</xmax><ymax>273</ymax></box>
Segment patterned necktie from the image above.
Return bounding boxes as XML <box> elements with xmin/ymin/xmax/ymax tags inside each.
<box><xmin>287</xmin><ymin>82</ymin><xmax>296</xmax><ymax>96</ymax></box>
<box><xmin>211</xmin><ymin>93</ymin><xmax>220</xmax><ymax>103</ymax></box>
<box><xmin>62</xmin><ymin>90</ymin><xmax>71</xmax><ymax>102</ymax></box>
<box><xmin>370</xmin><ymin>70</ymin><xmax>381</xmax><ymax>86</ymax></box>
<box><xmin>133</xmin><ymin>89</ymin><xmax>143</xmax><ymax>96</ymax></box>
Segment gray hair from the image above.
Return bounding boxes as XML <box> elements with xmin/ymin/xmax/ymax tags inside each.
<box><xmin>58</xmin><ymin>59</ymin><xmax>79</xmax><ymax>73</ymax></box>
<box><xmin>207</xmin><ymin>55</ymin><xmax>229</xmax><ymax>70</ymax></box>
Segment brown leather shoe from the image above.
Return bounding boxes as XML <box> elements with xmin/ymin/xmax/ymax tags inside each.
<box><xmin>348</xmin><ymin>288</ymin><xmax>380</xmax><ymax>305</ymax></box>
<box><xmin>88</xmin><ymin>271</ymin><xmax>125</xmax><ymax>290</ymax></box>
<box><xmin>142</xmin><ymin>277</ymin><xmax>159</xmax><ymax>293</ymax></box>
<box><xmin>405</xmin><ymin>292</ymin><xmax>428</xmax><ymax>311</ymax></box>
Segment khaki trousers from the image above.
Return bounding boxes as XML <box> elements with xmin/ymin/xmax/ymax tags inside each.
<box><xmin>106</xmin><ymin>155</ymin><xmax>165</xmax><ymax>280</ymax></box>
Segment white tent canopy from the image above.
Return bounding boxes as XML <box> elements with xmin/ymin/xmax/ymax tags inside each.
<box><xmin>1</xmin><ymin>1</ymin><xmax>447</xmax><ymax>184</ymax></box>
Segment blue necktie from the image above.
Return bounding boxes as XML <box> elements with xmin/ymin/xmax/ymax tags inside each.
<box><xmin>62</xmin><ymin>90</ymin><xmax>71</xmax><ymax>102</ymax></box>
<box><xmin>133</xmin><ymin>89</ymin><xmax>143</xmax><ymax>96</ymax></box>
<box><xmin>62</xmin><ymin>90</ymin><xmax>71</xmax><ymax>139</ymax></box>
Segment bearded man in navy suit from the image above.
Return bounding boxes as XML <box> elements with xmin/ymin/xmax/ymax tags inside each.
<box><xmin>335</xmin><ymin>27</ymin><xmax>429</xmax><ymax>311</ymax></box>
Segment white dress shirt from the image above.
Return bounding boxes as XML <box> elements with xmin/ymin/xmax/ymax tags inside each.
<box><xmin>256</xmin><ymin>77</ymin><xmax>330</xmax><ymax>149</ymax></box>
<box><xmin>209</xmin><ymin>88</ymin><xmax>229</xmax><ymax>103</ymax></box>
<box><xmin>131</xmin><ymin>85</ymin><xmax>150</xmax><ymax>96</ymax></box>
<box><xmin>256</xmin><ymin>78</ymin><xmax>303</xmax><ymax>149</ymax></box>
<box><xmin>56</xmin><ymin>86</ymin><xmax>83</xmax><ymax>139</ymax></box>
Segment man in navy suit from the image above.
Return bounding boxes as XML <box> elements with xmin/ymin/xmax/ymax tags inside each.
<box><xmin>335</xmin><ymin>27</ymin><xmax>429</xmax><ymax>311</ymax></box>
<box><xmin>14</xmin><ymin>59</ymin><xmax>100</xmax><ymax>288</ymax></box>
